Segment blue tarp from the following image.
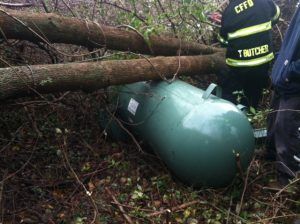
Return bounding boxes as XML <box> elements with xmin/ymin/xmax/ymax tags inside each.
<box><xmin>271</xmin><ymin>5</ymin><xmax>300</xmax><ymax>95</ymax></box>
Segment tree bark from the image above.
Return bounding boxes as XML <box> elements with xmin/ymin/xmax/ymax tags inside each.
<box><xmin>0</xmin><ymin>53</ymin><xmax>226</xmax><ymax>100</ymax></box>
<box><xmin>0</xmin><ymin>2</ymin><xmax>33</xmax><ymax>8</ymax></box>
<box><xmin>0</xmin><ymin>10</ymin><xmax>222</xmax><ymax>56</ymax></box>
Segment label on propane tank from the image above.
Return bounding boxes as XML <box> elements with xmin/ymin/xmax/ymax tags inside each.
<box><xmin>128</xmin><ymin>98</ymin><xmax>139</xmax><ymax>115</ymax></box>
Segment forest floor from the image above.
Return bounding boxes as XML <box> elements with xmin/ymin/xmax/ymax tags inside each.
<box><xmin>0</xmin><ymin>89</ymin><xmax>299</xmax><ymax>224</ymax></box>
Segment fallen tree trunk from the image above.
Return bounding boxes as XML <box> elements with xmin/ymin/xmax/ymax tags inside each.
<box><xmin>0</xmin><ymin>2</ymin><xmax>33</xmax><ymax>7</ymax></box>
<box><xmin>0</xmin><ymin>10</ymin><xmax>222</xmax><ymax>56</ymax></box>
<box><xmin>0</xmin><ymin>53</ymin><xmax>226</xmax><ymax>100</ymax></box>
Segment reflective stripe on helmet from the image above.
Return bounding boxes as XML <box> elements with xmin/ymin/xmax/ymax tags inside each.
<box><xmin>227</xmin><ymin>21</ymin><xmax>272</xmax><ymax>40</ymax></box>
<box><xmin>226</xmin><ymin>52</ymin><xmax>274</xmax><ymax>67</ymax></box>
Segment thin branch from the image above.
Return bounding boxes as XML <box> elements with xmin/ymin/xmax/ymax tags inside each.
<box><xmin>276</xmin><ymin>24</ymin><xmax>283</xmax><ymax>43</ymax></box>
<box><xmin>249</xmin><ymin>214</ymin><xmax>298</xmax><ymax>224</ymax></box>
<box><xmin>156</xmin><ymin>0</ymin><xmax>177</xmax><ymax>34</ymax></box>
<box><xmin>275</xmin><ymin>177</ymin><xmax>300</xmax><ymax>198</ymax></box>
<box><xmin>169</xmin><ymin>38</ymin><xmax>182</xmax><ymax>82</ymax></box>
<box><xmin>0</xmin><ymin>138</ymin><xmax>38</xmax><ymax>184</ymax></box>
<box><xmin>101</xmin><ymin>0</ymin><xmax>147</xmax><ymax>25</ymax></box>
<box><xmin>107</xmin><ymin>109</ymin><xmax>144</xmax><ymax>153</ymax></box>
<box><xmin>61</xmin><ymin>0</ymin><xmax>78</xmax><ymax>17</ymax></box>
<box><xmin>40</xmin><ymin>0</ymin><xmax>50</xmax><ymax>13</ymax></box>
<box><xmin>116</xmin><ymin>24</ymin><xmax>154</xmax><ymax>55</ymax></box>
<box><xmin>105</xmin><ymin>187</ymin><xmax>134</xmax><ymax>224</ymax></box>
<box><xmin>61</xmin><ymin>136</ymin><xmax>99</xmax><ymax>223</ymax></box>
<box><xmin>216</xmin><ymin>0</ymin><xmax>230</xmax><ymax>12</ymax></box>
<box><xmin>237</xmin><ymin>159</ymin><xmax>254</xmax><ymax>215</ymax></box>
<box><xmin>147</xmin><ymin>200</ymin><xmax>200</xmax><ymax>217</ymax></box>
<box><xmin>0</xmin><ymin>169</ymin><xmax>7</xmax><ymax>224</ymax></box>
<box><xmin>226</xmin><ymin>196</ymin><xmax>233</xmax><ymax>224</ymax></box>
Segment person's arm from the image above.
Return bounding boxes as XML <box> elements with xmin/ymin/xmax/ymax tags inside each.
<box><xmin>267</xmin><ymin>0</ymin><xmax>281</xmax><ymax>25</ymax></box>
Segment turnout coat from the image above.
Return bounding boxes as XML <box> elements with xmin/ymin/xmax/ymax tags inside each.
<box><xmin>271</xmin><ymin>6</ymin><xmax>300</xmax><ymax>96</ymax></box>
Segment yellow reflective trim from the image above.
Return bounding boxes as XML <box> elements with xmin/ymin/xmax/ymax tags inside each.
<box><xmin>227</xmin><ymin>21</ymin><xmax>272</xmax><ymax>40</ymax></box>
<box><xmin>217</xmin><ymin>34</ymin><xmax>228</xmax><ymax>45</ymax></box>
<box><xmin>226</xmin><ymin>52</ymin><xmax>274</xmax><ymax>67</ymax></box>
<box><xmin>272</xmin><ymin>4</ymin><xmax>280</xmax><ymax>22</ymax></box>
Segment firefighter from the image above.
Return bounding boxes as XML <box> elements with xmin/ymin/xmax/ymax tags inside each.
<box><xmin>267</xmin><ymin>5</ymin><xmax>300</xmax><ymax>187</ymax></box>
<box><xmin>218</xmin><ymin>0</ymin><xmax>280</xmax><ymax>107</ymax></box>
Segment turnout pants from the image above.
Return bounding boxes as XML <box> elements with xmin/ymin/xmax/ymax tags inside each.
<box><xmin>267</xmin><ymin>93</ymin><xmax>300</xmax><ymax>181</ymax></box>
<box><xmin>219</xmin><ymin>64</ymin><xmax>270</xmax><ymax>107</ymax></box>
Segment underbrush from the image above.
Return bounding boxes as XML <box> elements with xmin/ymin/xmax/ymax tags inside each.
<box><xmin>0</xmin><ymin>91</ymin><xmax>299</xmax><ymax>224</ymax></box>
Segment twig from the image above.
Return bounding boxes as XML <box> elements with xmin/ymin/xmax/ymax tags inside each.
<box><xmin>35</xmin><ymin>42</ymin><xmax>58</xmax><ymax>64</ymax></box>
<box><xmin>249</xmin><ymin>214</ymin><xmax>298</xmax><ymax>224</ymax></box>
<box><xmin>109</xmin><ymin>112</ymin><xmax>144</xmax><ymax>153</ymax></box>
<box><xmin>129</xmin><ymin>52</ymin><xmax>168</xmax><ymax>81</ymax></box>
<box><xmin>0</xmin><ymin>170</ymin><xmax>7</xmax><ymax>223</ymax></box>
<box><xmin>23</xmin><ymin>106</ymin><xmax>42</xmax><ymax>137</ymax></box>
<box><xmin>100</xmin><ymin>0</ymin><xmax>147</xmax><ymax>24</ymax></box>
<box><xmin>147</xmin><ymin>200</ymin><xmax>200</xmax><ymax>217</ymax></box>
<box><xmin>156</xmin><ymin>0</ymin><xmax>177</xmax><ymax>35</ymax></box>
<box><xmin>12</xmin><ymin>91</ymin><xmax>70</xmax><ymax>107</ymax></box>
<box><xmin>105</xmin><ymin>187</ymin><xmax>134</xmax><ymax>224</ymax></box>
<box><xmin>0</xmin><ymin>138</ymin><xmax>39</xmax><ymax>184</ymax></box>
<box><xmin>208</xmin><ymin>202</ymin><xmax>248</xmax><ymax>223</ymax></box>
<box><xmin>0</xmin><ymin>56</ymin><xmax>11</xmax><ymax>67</ymax></box>
<box><xmin>110</xmin><ymin>202</ymin><xmax>153</xmax><ymax>212</ymax></box>
<box><xmin>237</xmin><ymin>159</ymin><xmax>254</xmax><ymax>215</ymax></box>
<box><xmin>275</xmin><ymin>177</ymin><xmax>300</xmax><ymax>198</ymax></box>
<box><xmin>169</xmin><ymin>38</ymin><xmax>182</xmax><ymax>83</ymax></box>
<box><xmin>116</xmin><ymin>25</ymin><xmax>154</xmax><ymax>55</ymax></box>
<box><xmin>92</xmin><ymin>0</ymin><xmax>98</xmax><ymax>20</ymax></box>
<box><xmin>0</xmin><ymin>26</ymin><xmax>8</xmax><ymax>43</ymax></box>
<box><xmin>85</xmin><ymin>20</ymin><xmax>107</xmax><ymax>49</ymax></box>
<box><xmin>40</xmin><ymin>0</ymin><xmax>50</xmax><ymax>13</ymax></box>
<box><xmin>61</xmin><ymin>136</ymin><xmax>99</xmax><ymax>223</ymax></box>
<box><xmin>61</xmin><ymin>0</ymin><xmax>78</xmax><ymax>17</ymax></box>
<box><xmin>52</xmin><ymin>0</ymin><xmax>59</xmax><ymax>12</ymax></box>
<box><xmin>226</xmin><ymin>196</ymin><xmax>233</xmax><ymax>224</ymax></box>
<box><xmin>216</xmin><ymin>0</ymin><xmax>229</xmax><ymax>12</ymax></box>
<box><xmin>276</xmin><ymin>24</ymin><xmax>283</xmax><ymax>43</ymax></box>
<box><xmin>0</xmin><ymin>125</ymin><xmax>24</xmax><ymax>153</ymax></box>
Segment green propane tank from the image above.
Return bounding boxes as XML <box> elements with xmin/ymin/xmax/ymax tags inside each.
<box><xmin>117</xmin><ymin>80</ymin><xmax>254</xmax><ymax>188</ymax></box>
